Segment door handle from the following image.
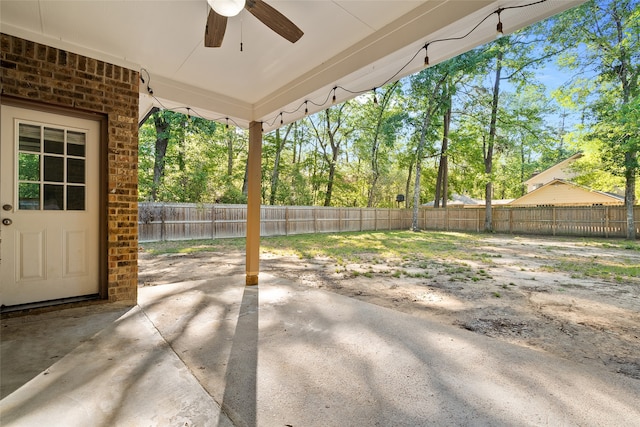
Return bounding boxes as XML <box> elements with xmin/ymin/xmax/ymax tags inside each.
<box><xmin>2</xmin><ymin>218</ymin><xmax>12</xmax><ymax>226</ymax></box>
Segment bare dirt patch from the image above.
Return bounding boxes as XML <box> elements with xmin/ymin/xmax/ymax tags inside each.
<box><xmin>138</xmin><ymin>234</ymin><xmax>640</xmax><ymax>380</ymax></box>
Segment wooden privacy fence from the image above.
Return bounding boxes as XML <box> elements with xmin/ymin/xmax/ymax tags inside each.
<box><xmin>422</xmin><ymin>205</ymin><xmax>640</xmax><ymax>238</ymax></box>
<box><xmin>138</xmin><ymin>203</ymin><xmax>413</xmax><ymax>242</ymax></box>
<box><xmin>138</xmin><ymin>203</ymin><xmax>639</xmax><ymax>242</ymax></box>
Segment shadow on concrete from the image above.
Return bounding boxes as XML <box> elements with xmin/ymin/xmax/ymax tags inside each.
<box><xmin>2</xmin><ymin>274</ymin><xmax>639</xmax><ymax>426</ymax></box>
<box><xmin>219</xmin><ymin>285</ymin><xmax>258</xmax><ymax>427</ymax></box>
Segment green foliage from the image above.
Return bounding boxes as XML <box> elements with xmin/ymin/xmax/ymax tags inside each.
<box><xmin>138</xmin><ymin>110</ymin><xmax>248</xmax><ymax>203</ymax></box>
<box><xmin>137</xmin><ymin>0</ymin><xmax>638</xmax><ymax>212</ymax></box>
<box><xmin>548</xmin><ymin>0</ymin><xmax>639</xmax><ymax>209</ymax></box>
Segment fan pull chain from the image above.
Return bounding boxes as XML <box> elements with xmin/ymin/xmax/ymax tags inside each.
<box><xmin>240</xmin><ymin>16</ymin><xmax>244</xmax><ymax>52</ymax></box>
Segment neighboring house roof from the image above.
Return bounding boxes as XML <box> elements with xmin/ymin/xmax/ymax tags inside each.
<box><xmin>524</xmin><ymin>153</ymin><xmax>583</xmax><ymax>191</ymax></box>
<box><xmin>509</xmin><ymin>179</ymin><xmax>624</xmax><ymax>206</ymax></box>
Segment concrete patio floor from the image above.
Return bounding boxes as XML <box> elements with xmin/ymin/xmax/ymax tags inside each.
<box><xmin>2</xmin><ymin>273</ymin><xmax>639</xmax><ymax>426</ymax></box>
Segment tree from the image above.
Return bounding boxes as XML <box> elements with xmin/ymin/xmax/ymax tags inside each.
<box><xmin>309</xmin><ymin>103</ymin><xmax>352</xmax><ymax>206</ymax></box>
<box><xmin>351</xmin><ymin>82</ymin><xmax>404</xmax><ymax>207</ymax></box>
<box><xmin>138</xmin><ymin>110</ymin><xmax>250</xmax><ymax>203</ymax></box>
<box><xmin>265</xmin><ymin>123</ymin><xmax>294</xmax><ymax>205</ymax></box>
<box><xmin>151</xmin><ymin>111</ymin><xmax>171</xmax><ymax>201</ymax></box>
<box><xmin>549</xmin><ymin>0</ymin><xmax>639</xmax><ymax>238</ymax></box>
<box><xmin>434</xmin><ymin>99</ymin><xmax>451</xmax><ymax>208</ymax></box>
<box><xmin>407</xmin><ymin>67</ymin><xmax>449</xmax><ymax>230</ymax></box>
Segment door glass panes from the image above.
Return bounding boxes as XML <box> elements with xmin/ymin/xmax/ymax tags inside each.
<box><xmin>16</xmin><ymin>121</ymin><xmax>87</xmax><ymax>211</ymax></box>
<box><xmin>44</xmin><ymin>156</ymin><xmax>64</xmax><ymax>182</ymax></box>
<box><xmin>18</xmin><ymin>123</ymin><xmax>41</xmax><ymax>152</ymax></box>
<box><xmin>19</xmin><ymin>183</ymin><xmax>40</xmax><ymax>210</ymax></box>
<box><xmin>67</xmin><ymin>158</ymin><xmax>85</xmax><ymax>183</ymax></box>
<box><xmin>44</xmin><ymin>184</ymin><xmax>64</xmax><ymax>210</ymax></box>
<box><xmin>18</xmin><ymin>153</ymin><xmax>40</xmax><ymax>181</ymax></box>
<box><xmin>67</xmin><ymin>131</ymin><xmax>86</xmax><ymax>156</ymax></box>
<box><xmin>67</xmin><ymin>186</ymin><xmax>85</xmax><ymax>210</ymax></box>
<box><xmin>44</xmin><ymin>127</ymin><xmax>64</xmax><ymax>154</ymax></box>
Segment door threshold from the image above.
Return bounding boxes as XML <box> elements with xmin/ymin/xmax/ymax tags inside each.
<box><xmin>1</xmin><ymin>294</ymin><xmax>101</xmax><ymax>315</ymax></box>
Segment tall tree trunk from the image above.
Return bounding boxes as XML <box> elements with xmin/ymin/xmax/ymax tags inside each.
<box><xmin>292</xmin><ymin>122</ymin><xmax>301</xmax><ymax>164</ymax></box>
<box><xmin>613</xmin><ymin>5</ymin><xmax>636</xmax><ymax>240</ymax></box>
<box><xmin>242</xmin><ymin>158</ymin><xmax>249</xmax><ymax>196</ymax></box>
<box><xmin>520</xmin><ymin>140</ymin><xmax>526</xmax><ymax>197</ymax></box>
<box><xmin>151</xmin><ymin>112</ymin><xmax>170</xmax><ymax>202</ymax></box>
<box><xmin>324</xmin><ymin>153</ymin><xmax>337</xmax><ymax>207</ymax></box>
<box><xmin>625</xmin><ymin>151</ymin><xmax>637</xmax><ymax>239</ymax></box>
<box><xmin>269</xmin><ymin>124</ymin><xmax>293</xmax><ymax>205</ymax></box>
<box><xmin>227</xmin><ymin>130</ymin><xmax>234</xmax><ymax>177</ymax></box>
<box><xmin>178</xmin><ymin>119</ymin><xmax>187</xmax><ymax>201</ymax></box>
<box><xmin>484</xmin><ymin>48</ymin><xmax>503</xmax><ymax>232</ymax></box>
<box><xmin>412</xmin><ymin>112</ymin><xmax>432</xmax><ymax>231</ymax></box>
<box><xmin>405</xmin><ymin>158</ymin><xmax>414</xmax><ymax>209</ymax></box>
<box><xmin>411</xmin><ymin>75</ymin><xmax>447</xmax><ymax>230</ymax></box>
<box><xmin>313</xmin><ymin>106</ymin><xmax>349</xmax><ymax>207</ymax></box>
<box><xmin>367</xmin><ymin>136</ymin><xmax>381</xmax><ymax>208</ymax></box>
<box><xmin>367</xmin><ymin>82</ymin><xmax>399</xmax><ymax>207</ymax></box>
<box><xmin>434</xmin><ymin>103</ymin><xmax>451</xmax><ymax>208</ymax></box>
<box><xmin>442</xmin><ymin>140</ymin><xmax>448</xmax><ymax>209</ymax></box>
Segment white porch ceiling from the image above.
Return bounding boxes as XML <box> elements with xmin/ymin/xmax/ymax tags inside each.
<box><xmin>1</xmin><ymin>0</ymin><xmax>583</xmax><ymax>132</ymax></box>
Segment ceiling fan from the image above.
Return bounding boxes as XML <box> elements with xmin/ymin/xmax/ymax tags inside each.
<box><xmin>205</xmin><ymin>0</ymin><xmax>303</xmax><ymax>48</ymax></box>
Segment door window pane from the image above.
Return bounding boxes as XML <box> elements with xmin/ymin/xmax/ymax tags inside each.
<box><xmin>18</xmin><ymin>153</ymin><xmax>40</xmax><ymax>181</ymax></box>
<box><xmin>67</xmin><ymin>186</ymin><xmax>85</xmax><ymax>210</ymax></box>
<box><xmin>44</xmin><ymin>184</ymin><xmax>64</xmax><ymax>210</ymax></box>
<box><xmin>44</xmin><ymin>127</ymin><xmax>64</xmax><ymax>154</ymax></box>
<box><xmin>67</xmin><ymin>131</ymin><xmax>86</xmax><ymax>157</ymax></box>
<box><xmin>67</xmin><ymin>158</ymin><xmax>85</xmax><ymax>184</ymax></box>
<box><xmin>18</xmin><ymin>123</ymin><xmax>41</xmax><ymax>152</ymax></box>
<box><xmin>19</xmin><ymin>183</ymin><xmax>40</xmax><ymax>210</ymax></box>
<box><xmin>16</xmin><ymin>121</ymin><xmax>89</xmax><ymax>212</ymax></box>
<box><xmin>44</xmin><ymin>155</ymin><xmax>64</xmax><ymax>182</ymax></box>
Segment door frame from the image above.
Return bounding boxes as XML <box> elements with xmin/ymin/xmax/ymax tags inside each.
<box><xmin>1</xmin><ymin>96</ymin><xmax>109</xmax><ymax>303</ymax></box>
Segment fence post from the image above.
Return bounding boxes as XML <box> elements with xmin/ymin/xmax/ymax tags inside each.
<box><xmin>552</xmin><ymin>207</ymin><xmax>556</xmax><ymax>236</ymax></box>
<box><xmin>423</xmin><ymin>207</ymin><xmax>427</xmax><ymax>230</ymax></box>
<box><xmin>212</xmin><ymin>205</ymin><xmax>216</xmax><ymax>239</ymax></box>
<box><xmin>313</xmin><ymin>207</ymin><xmax>318</xmax><ymax>233</ymax></box>
<box><xmin>375</xmin><ymin>209</ymin><xmax>378</xmax><ymax>231</ymax></box>
<box><xmin>285</xmin><ymin>206</ymin><xmax>289</xmax><ymax>236</ymax></box>
<box><xmin>492</xmin><ymin>207</ymin><xmax>496</xmax><ymax>233</ymax></box>
<box><xmin>161</xmin><ymin>204</ymin><xmax>166</xmax><ymax>241</ymax></box>
<box><xmin>509</xmin><ymin>208</ymin><xmax>513</xmax><ymax>234</ymax></box>
<box><xmin>445</xmin><ymin>208</ymin><xmax>449</xmax><ymax>231</ymax></box>
<box><xmin>360</xmin><ymin>208</ymin><xmax>363</xmax><ymax>232</ymax></box>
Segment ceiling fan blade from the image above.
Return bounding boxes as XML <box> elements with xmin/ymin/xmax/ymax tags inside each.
<box><xmin>205</xmin><ymin>9</ymin><xmax>227</xmax><ymax>47</ymax></box>
<box><xmin>245</xmin><ymin>0</ymin><xmax>303</xmax><ymax>43</ymax></box>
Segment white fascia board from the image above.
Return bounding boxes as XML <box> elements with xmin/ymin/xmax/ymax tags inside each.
<box><xmin>142</xmin><ymin>74</ymin><xmax>253</xmax><ymax>128</ymax></box>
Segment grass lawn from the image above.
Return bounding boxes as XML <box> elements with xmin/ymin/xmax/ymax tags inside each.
<box><xmin>140</xmin><ymin>230</ymin><xmax>640</xmax><ymax>283</ymax></box>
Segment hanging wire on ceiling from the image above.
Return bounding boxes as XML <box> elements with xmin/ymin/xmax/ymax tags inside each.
<box><xmin>260</xmin><ymin>0</ymin><xmax>549</xmax><ymax>129</ymax></box>
<box><xmin>143</xmin><ymin>0</ymin><xmax>548</xmax><ymax>131</ymax></box>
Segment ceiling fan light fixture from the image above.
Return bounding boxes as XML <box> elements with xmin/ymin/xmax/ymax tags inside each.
<box><xmin>208</xmin><ymin>0</ymin><xmax>245</xmax><ymax>17</ymax></box>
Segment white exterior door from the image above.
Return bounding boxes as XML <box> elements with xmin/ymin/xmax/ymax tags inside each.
<box><xmin>1</xmin><ymin>105</ymin><xmax>100</xmax><ymax>307</ymax></box>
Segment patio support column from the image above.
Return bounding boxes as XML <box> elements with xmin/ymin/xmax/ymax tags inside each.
<box><xmin>246</xmin><ymin>121</ymin><xmax>262</xmax><ymax>286</ymax></box>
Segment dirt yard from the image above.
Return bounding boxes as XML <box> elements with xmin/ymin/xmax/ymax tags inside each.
<box><xmin>138</xmin><ymin>233</ymin><xmax>640</xmax><ymax>381</ymax></box>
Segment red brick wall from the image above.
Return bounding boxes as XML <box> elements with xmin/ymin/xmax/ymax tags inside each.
<box><xmin>1</xmin><ymin>33</ymin><xmax>139</xmax><ymax>303</ymax></box>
